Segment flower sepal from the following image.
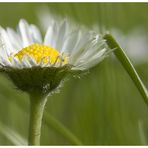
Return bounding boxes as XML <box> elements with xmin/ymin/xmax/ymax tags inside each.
<box><xmin>4</xmin><ymin>65</ymin><xmax>72</xmax><ymax>96</ymax></box>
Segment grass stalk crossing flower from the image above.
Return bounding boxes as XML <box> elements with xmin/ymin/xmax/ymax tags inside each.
<box><xmin>104</xmin><ymin>33</ymin><xmax>148</xmax><ymax>106</ymax></box>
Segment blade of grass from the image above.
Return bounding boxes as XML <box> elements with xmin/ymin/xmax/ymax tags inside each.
<box><xmin>44</xmin><ymin>112</ymin><xmax>82</xmax><ymax>145</ymax></box>
<box><xmin>104</xmin><ymin>33</ymin><xmax>148</xmax><ymax>106</ymax></box>
<box><xmin>0</xmin><ymin>121</ymin><xmax>27</xmax><ymax>145</ymax></box>
<box><xmin>138</xmin><ymin>120</ymin><xmax>147</xmax><ymax>145</ymax></box>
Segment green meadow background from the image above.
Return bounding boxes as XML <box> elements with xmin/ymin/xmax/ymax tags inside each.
<box><xmin>0</xmin><ymin>3</ymin><xmax>148</xmax><ymax>145</ymax></box>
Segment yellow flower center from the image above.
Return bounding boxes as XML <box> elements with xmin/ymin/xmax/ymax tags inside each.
<box><xmin>14</xmin><ymin>44</ymin><xmax>68</xmax><ymax>65</ymax></box>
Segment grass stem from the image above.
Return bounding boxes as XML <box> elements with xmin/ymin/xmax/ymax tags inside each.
<box><xmin>104</xmin><ymin>33</ymin><xmax>148</xmax><ymax>105</ymax></box>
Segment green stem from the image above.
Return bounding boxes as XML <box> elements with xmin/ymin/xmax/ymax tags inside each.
<box><xmin>103</xmin><ymin>33</ymin><xmax>148</xmax><ymax>105</ymax></box>
<box><xmin>44</xmin><ymin>112</ymin><xmax>82</xmax><ymax>145</ymax></box>
<box><xmin>28</xmin><ymin>93</ymin><xmax>47</xmax><ymax>145</ymax></box>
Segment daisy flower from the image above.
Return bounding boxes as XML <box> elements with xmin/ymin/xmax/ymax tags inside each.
<box><xmin>0</xmin><ymin>17</ymin><xmax>111</xmax><ymax>145</ymax></box>
<box><xmin>0</xmin><ymin>19</ymin><xmax>108</xmax><ymax>96</ymax></box>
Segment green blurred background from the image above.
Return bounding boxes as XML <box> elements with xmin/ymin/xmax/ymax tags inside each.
<box><xmin>0</xmin><ymin>3</ymin><xmax>148</xmax><ymax>145</ymax></box>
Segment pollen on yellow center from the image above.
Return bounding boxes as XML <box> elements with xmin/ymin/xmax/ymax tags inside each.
<box><xmin>14</xmin><ymin>44</ymin><xmax>68</xmax><ymax>64</ymax></box>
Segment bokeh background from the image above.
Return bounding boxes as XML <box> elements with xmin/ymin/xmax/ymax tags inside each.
<box><xmin>0</xmin><ymin>3</ymin><xmax>148</xmax><ymax>145</ymax></box>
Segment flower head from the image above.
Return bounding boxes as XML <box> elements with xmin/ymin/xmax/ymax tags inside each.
<box><xmin>0</xmin><ymin>18</ymin><xmax>108</xmax><ymax>96</ymax></box>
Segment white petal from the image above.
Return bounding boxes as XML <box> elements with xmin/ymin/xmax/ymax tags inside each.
<box><xmin>30</xmin><ymin>24</ymin><xmax>42</xmax><ymax>43</ymax></box>
<box><xmin>0</xmin><ymin>56</ymin><xmax>11</xmax><ymax>67</ymax></box>
<box><xmin>71</xmin><ymin>31</ymin><xmax>95</xmax><ymax>55</ymax></box>
<box><xmin>0</xmin><ymin>27</ymin><xmax>14</xmax><ymax>56</ymax></box>
<box><xmin>21</xmin><ymin>55</ymin><xmax>32</xmax><ymax>68</ymax></box>
<box><xmin>74</xmin><ymin>39</ymin><xmax>105</xmax><ymax>65</ymax></box>
<box><xmin>60</xmin><ymin>30</ymin><xmax>80</xmax><ymax>54</ymax></box>
<box><xmin>55</xmin><ymin>20</ymin><xmax>68</xmax><ymax>51</ymax></box>
<box><xmin>11</xmin><ymin>57</ymin><xmax>23</xmax><ymax>68</ymax></box>
<box><xmin>44</xmin><ymin>21</ymin><xmax>58</xmax><ymax>48</ymax></box>
<box><xmin>73</xmin><ymin>48</ymin><xmax>107</xmax><ymax>70</ymax></box>
<box><xmin>0</xmin><ymin>37</ymin><xmax>8</xmax><ymax>59</ymax></box>
<box><xmin>27</xmin><ymin>56</ymin><xmax>37</xmax><ymax>67</ymax></box>
<box><xmin>17</xmin><ymin>19</ymin><xmax>33</xmax><ymax>47</ymax></box>
<box><xmin>70</xmin><ymin>32</ymin><xmax>96</xmax><ymax>63</ymax></box>
<box><xmin>6</xmin><ymin>27</ymin><xmax>22</xmax><ymax>51</ymax></box>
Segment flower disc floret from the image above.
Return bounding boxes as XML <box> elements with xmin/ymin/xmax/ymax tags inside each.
<box><xmin>14</xmin><ymin>43</ymin><xmax>68</xmax><ymax>65</ymax></box>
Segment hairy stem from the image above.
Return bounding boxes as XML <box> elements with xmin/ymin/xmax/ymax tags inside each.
<box><xmin>28</xmin><ymin>93</ymin><xmax>47</xmax><ymax>145</ymax></box>
<box><xmin>104</xmin><ymin>33</ymin><xmax>148</xmax><ymax>105</ymax></box>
